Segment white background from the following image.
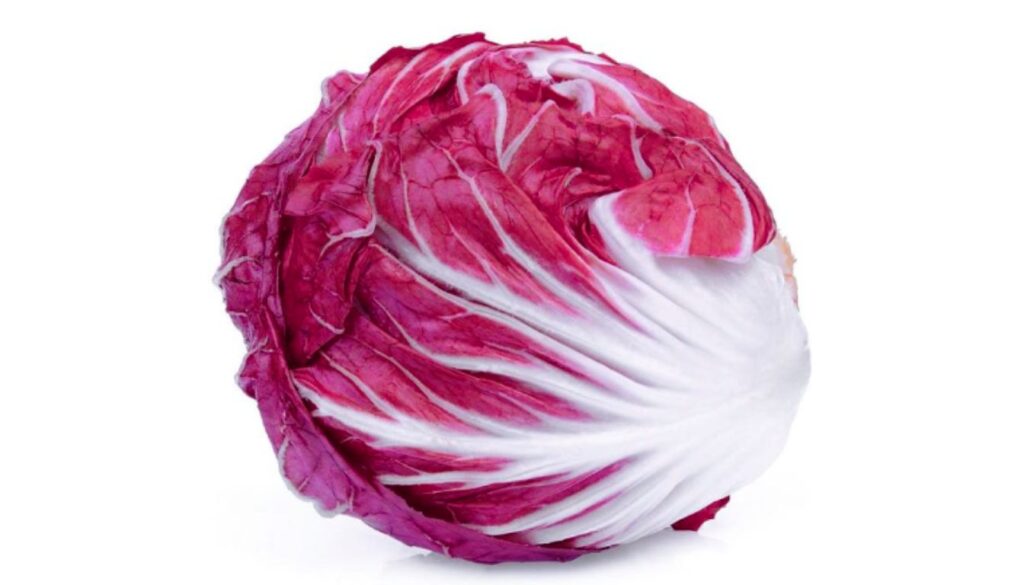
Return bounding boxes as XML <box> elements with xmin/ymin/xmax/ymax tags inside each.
<box><xmin>2</xmin><ymin>1</ymin><xmax>1022</xmax><ymax>583</ymax></box>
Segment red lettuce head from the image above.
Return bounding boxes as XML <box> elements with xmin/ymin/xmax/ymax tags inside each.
<box><xmin>216</xmin><ymin>34</ymin><xmax>809</xmax><ymax>563</ymax></box>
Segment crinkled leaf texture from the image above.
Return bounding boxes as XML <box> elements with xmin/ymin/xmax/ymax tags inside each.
<box><xmin>216</xmin><ymin>33</ymin><xmax>809</xmax><ymax>564</ymax></box>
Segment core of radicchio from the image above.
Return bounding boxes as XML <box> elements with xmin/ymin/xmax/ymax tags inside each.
<box><xmin>216</xmin><ymin>34</ymin><xmax>810</xmax><ymax>563</ymax></box>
